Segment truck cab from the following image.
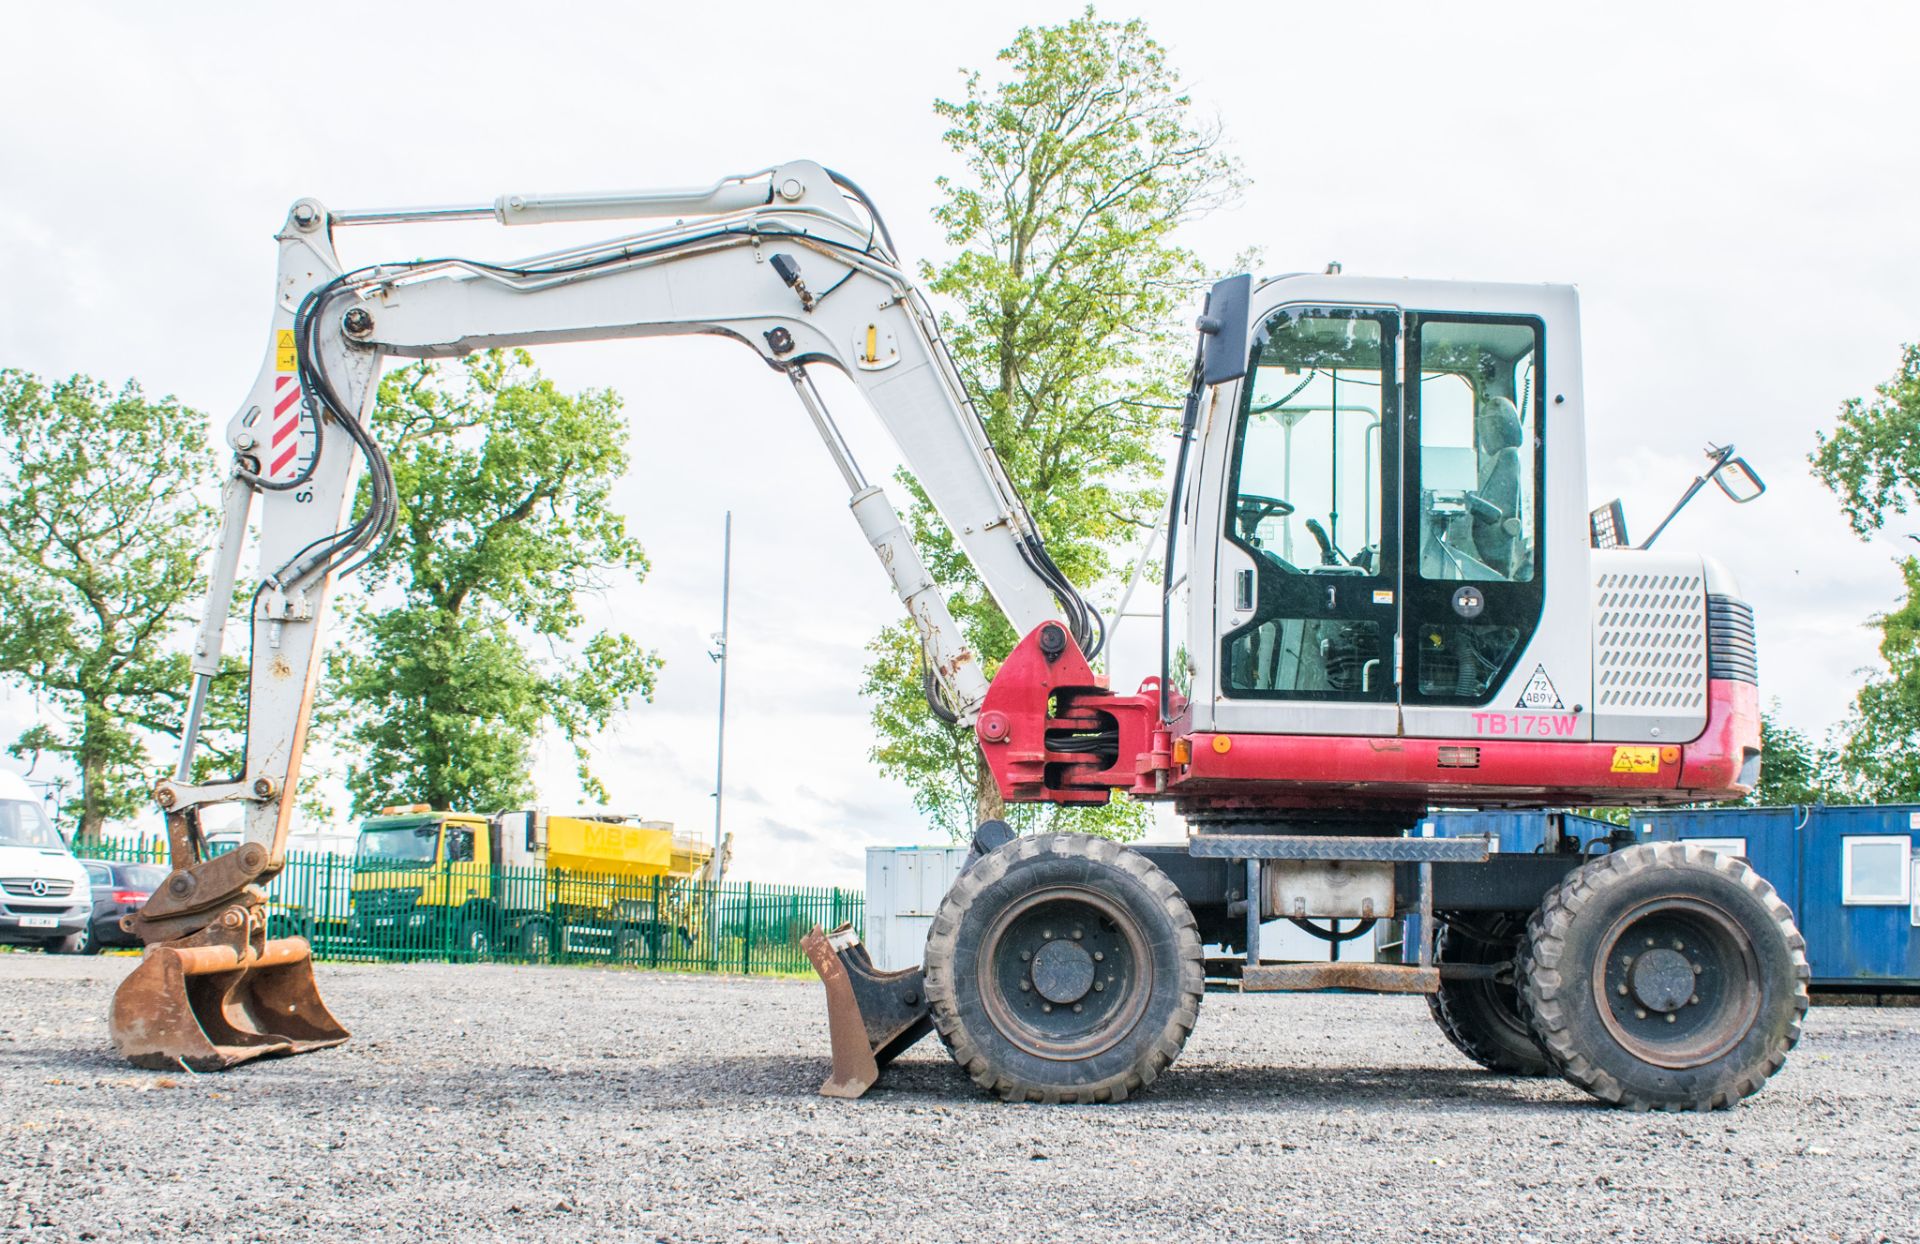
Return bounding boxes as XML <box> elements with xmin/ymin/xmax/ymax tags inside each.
<box><xmin>349</xmin><ymin>807</ymin><xmax>494</xmax><ymax>948</ymax></box>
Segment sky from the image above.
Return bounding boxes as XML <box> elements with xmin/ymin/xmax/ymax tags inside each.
<box><xmin>2</xmin><ymin>1</ymin><xmax>1917</xmax><ymax>886</ymax></box>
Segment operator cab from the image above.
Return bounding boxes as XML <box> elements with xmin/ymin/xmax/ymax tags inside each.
<box><xmin>1188</xmin><ymin>274</ymin><xmax>1585</xmax><ymax>742</ymax></box>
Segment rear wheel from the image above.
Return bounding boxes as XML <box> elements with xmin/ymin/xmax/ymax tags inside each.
<box><xmin>1522</xmin><ymin>843</ymin><xmax>1809</xmax><ymax>1111</ymax></box>
<box><xmin>519</xmin><ymin>918</ymin><xmax>553</xmax><ymax>961</ymax></box>
<box><xmin>924</xmin><ymin>833</ymin><xmax>1203</xmax><ymax>1103</ymax></box>
<box><xmin>1428</xmin><ymin>912</ymin><xmax>1553</xmax><ymax>1076</ymax></box>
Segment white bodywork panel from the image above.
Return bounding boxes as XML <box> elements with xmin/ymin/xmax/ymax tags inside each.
<box><xmin>1589</xmin><ymin>548</ymin><xmax>1712</xmax><ymax>743</ymax></box>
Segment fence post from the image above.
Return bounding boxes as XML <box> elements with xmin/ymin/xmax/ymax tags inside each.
<box><xmin>741</xmin><ymin>880</ymin><xmax>753</xmax><ymax>975</ymax></box>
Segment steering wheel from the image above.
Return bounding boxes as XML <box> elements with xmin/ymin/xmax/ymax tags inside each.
<box><xmin>1235</xmin><ymin>493</ymin><xmax>1294</xmax><ymax>539</ymax></box>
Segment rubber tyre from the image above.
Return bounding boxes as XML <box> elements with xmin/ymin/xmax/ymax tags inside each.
<box><xmin>1427</xmin><ymin>913</ymin><xmax>1554</xmax><ymax>1076</ymax></box>
<box><xmin>520</xmin><ymin>919</ymin><xmax>553</xmax><ymax>961</ymax></box>
<box><xmin>1521</xmin><ymin>842</ymin><xmax>1809</xmax><ymax>1112</ymax></box>
<box><xmin>47</xmin><ymin>932</ymin><xmax>85</xmax><ymax>955</ymax></box>
<box><xmin>923</xmin><ymin>833</ymin><xmax>1203</xmax><ymax>1104</ymax></box>
<box><xmin>460</xmin><ymin>919</ymin><xmax>496</xmax><ymax>963</ymax></box>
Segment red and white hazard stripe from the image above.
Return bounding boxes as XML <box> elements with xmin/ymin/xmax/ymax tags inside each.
<box><xmin>269</xmin><ymin>374</ymin><xmax>304</xmax><ymax>480</ymax></box>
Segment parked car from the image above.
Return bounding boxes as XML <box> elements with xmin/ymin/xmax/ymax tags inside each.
<box><xmin>0</xmin><ymin>772</ymin><xmax>91</xmax><ymax>952</ymax></box>
<box><xmin>76</xmin><ymin>860</ymin><xmax>169</xmax><ymax>953</ymax></box>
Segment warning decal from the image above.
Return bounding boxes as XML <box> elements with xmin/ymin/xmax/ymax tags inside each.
<box><xmin>1610</xmin><ymin>746</ymin><xmax>1661</xmax><ymax>774</ymax></box>
<box><xmin>1516</xmin><ymin>664</ymin><xmax>1564</xmax><ymax>710</ymax></box>
<box><xmin>268</xmin><ymin>373</ymin><xmax>304</xmax><ymax>480</ymax></box>
<box><xmin>274</xmin><ymin>328</ymin><xmax>298</xmax><ymax>373</ymax></box>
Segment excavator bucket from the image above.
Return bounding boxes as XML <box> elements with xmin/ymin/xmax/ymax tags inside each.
<box><xmin>802</xmin><ymin>924</ymin><xmax>933</xmax><ymax>1098</ymax></box>
<box><xmin>110</xmin><ymin>904</ymin><xmax>348</xmax><ymax>1072</ymax></box>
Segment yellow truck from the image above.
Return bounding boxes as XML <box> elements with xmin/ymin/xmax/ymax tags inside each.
<box><xmin>349</xmin><ymin>807</ymin><xmax>717</xmax><ymax>960</ymax></box>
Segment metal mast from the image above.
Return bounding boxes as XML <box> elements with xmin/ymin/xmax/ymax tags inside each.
<box><xmin>710</xmin><ymin>511</ymin><xmax>732</xmax><ymax>880</ymax></box>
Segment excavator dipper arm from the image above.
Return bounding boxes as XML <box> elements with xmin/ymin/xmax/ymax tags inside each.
<box><xmin>114</xmin><ymin>161</ymin><xmax>1095</xmax><ymax>1074</ymax></box>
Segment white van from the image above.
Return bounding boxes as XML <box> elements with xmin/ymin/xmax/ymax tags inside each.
<box><xmin>0</xmin><ymin>772</ymin><xmax>92</xmax><ymax>952</ymax></box>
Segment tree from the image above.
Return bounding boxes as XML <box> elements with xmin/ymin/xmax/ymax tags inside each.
<box><xmin>332</xmin><ymin>350</ymin><xmax>660</xmax><ymax>815</ymax></box>
<box><xmin>1810</xmin><ymin>342</ymin><xmax>1920</xmax><ymax>536</ymax></box>
<box><xmin>1832</xmin><ymin>558</ymin><xmax>1920</xmax><ymax>802</ymax></box>
<box><xmin>1810</xmin><ymin>347</ymin><xmax>1920</xmax><ymax>801</ymax></box>
<box><xmin>862</xmin><ymin>10</ymin><xmax>1238</xmax><ymax>841</ymax></box>
<box><xmin>1746</xmin><ymin>706</ymin><xmax>1841</xmax><ymax>807</ymax></box>
<box><xmin>0</xmin><ymin>370</ymin><xmax>217</xmax><ymax>840</ymax></box>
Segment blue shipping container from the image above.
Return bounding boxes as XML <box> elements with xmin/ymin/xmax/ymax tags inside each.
<box><xmin>1415</xmin><ymin>806</ymin><xmax>1920</xmax><ymax>990</ymax></box>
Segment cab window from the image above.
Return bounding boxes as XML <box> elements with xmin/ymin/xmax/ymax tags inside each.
<box><xmin>444</xmin><ymin>827</ymin><xmax>475</xmax><ymax>864</ymax></box>
<box><xmin>1223</xmin><ymin>307</ymin><xmax>1398</xmax><ymax>699</ymax></box>
<box><xmin>1406</xmin><ymin>314</ymin><xmax>1545</xmax><ymax>703</ymax></box>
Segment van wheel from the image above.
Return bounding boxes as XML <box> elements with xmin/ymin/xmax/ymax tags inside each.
<box><xmin>48</xmin><ymin>932</ymin><xmax>85</xmax><ymax>955</ymax></box>
<box><xmin>924</xmin><ymin>833</ymin><xmax>1203</xmax><ymax>1104</ymax></box>
<box><xmin>1521</xmin><ymin>843</ymin><xmax>1809</xmax><ymax>1111</ymax></box>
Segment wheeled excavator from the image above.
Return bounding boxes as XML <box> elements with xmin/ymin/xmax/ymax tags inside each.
<box><xmin>113</xmin><ymin>160</ymin><xmax>1805</xmax><ymax>1112</ymax></box>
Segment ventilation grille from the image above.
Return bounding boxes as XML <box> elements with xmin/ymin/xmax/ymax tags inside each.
<box><xmin>1594</xmin><ymin>571</ymin><xmax>1706</xmax><ymax>712</ymax></box>
<box><xmin>1706</xmin><ymin>595</ymin><xmax>1757</xmax><ymax>684</ymax></box>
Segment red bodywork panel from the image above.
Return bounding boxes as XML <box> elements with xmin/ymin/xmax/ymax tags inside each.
<box><xmin>978</xmin><ymin>625</ymin><xmax>1761</xmax><ymax>815</ymax></box>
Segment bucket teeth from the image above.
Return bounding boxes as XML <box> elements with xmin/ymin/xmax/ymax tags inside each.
<box><xmin>110</xmin><ymin>903</ymin><xmax>348</xmax><ymax>1072</ymax></box>
<box><xmin>802</xmin><ymin>924</ymin><xmax>932</xmax><ymax>1098</ymax></box>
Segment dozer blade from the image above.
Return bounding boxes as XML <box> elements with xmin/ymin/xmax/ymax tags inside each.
<box><xmin>111</xmin><ymin>905</ymin><xmax>348</xmax><ymax>1072</ymax></box>
<box><xmin>803</xmin><ymin>924</ymin><xmax>933</xmax><ymax>1098</ymax></box>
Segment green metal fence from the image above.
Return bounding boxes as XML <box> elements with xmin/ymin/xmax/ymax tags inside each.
<box><xmin>78</xmin><ymin>838</ymin><xmax>861</xmax><ymax>976</ymax></box>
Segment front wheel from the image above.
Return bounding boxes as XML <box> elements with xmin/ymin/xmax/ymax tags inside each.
<box><xmin>924</xmin><ymin>833</ymin><xmax>1204</xmax><ymax>1104</ymax></box>
<box><xmin>1521</xmin><ymin>843</ymin><xmax>1809</xmax><ymax>1111</ymax></box>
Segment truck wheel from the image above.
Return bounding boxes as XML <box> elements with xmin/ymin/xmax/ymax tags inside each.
<box><xmin>460</xmin><ymin>919</ymin><xmax>496</xmax><ymax>963</ymax></box>
<box><xmin>519</xmin><ymin>919</ymin><xmax>553</xmax><ymax>961</ymax></box>
<box><xmin>924</xmin><ymin>832</ymin><xmax>1203</xmax><ymax>1104</ymax></box>
<box><xmin>1428</xmin><ymin>913</ymin><xmax>1553</xmax><ymax>1076</ymax></box>
<box><xmin>1521</xmin><ymin>843</ymin><xmax>1809</xmax><ymax>1112</ymax></box>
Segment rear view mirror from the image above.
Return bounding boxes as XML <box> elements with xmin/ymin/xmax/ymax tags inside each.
<box><xmin>1712</xmin><ymin>456</ymin><xmax>1766</xmax><ymax>503</ymax></box>
<box><xmin>1198</xmin><ymin>274</ymin><xmax>1251</xmax><ymax>386</ymax></box>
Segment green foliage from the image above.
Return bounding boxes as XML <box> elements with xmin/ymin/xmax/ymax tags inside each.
<box><xmin>864</xmin><ymin>9</ymin><xmax>1237</xmax><ymax>841</ymax></box>
<box><xmin>1746</xmin><ymin>706</ymin><xmax>1843</xmax><ymax>807</ymax></box>
<box><xmin>0</xmin><ymin>370</ymin><xmax>216</xmax><ymax>839</ymax></box>
<box><xmin>1810</xmin><ymin>343</ymin><xmax>1920</xmax><ymax>536</ymax></box>
<box><xmin>333</xmin><ymin>350</ymin><xmax>660</xmax><ymax>815</ymax></box>
<box><xmin>1832</xmin><ymin>557</ymin><xmax>1920</xmax><ymax>802</ymax></box>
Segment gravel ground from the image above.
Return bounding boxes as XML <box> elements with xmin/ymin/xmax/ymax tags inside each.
<box><xmin>3</xmin><ymin>953</ymin><xmax>1917</xmax><ymax>1243</ymax></box>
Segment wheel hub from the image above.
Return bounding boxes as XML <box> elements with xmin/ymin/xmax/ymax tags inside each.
<box><xmin>1629</xmin><ymin>947</ymin><xmax>1694</xmax><ymax>1012</ymax></box>
<box><xmin>1031</xmin><ymin>939</ymin><xmax>1096</xmax><ymax>1004</ymax></box>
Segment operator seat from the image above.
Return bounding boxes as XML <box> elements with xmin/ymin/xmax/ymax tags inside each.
<box><xmin>1472</xmin><ymin>396</ymin><xmax>1525</xmax><ymax>577</ymax></box>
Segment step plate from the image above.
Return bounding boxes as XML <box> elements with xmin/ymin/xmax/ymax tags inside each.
<box><xmin>1187</xmin><ymin>834</ymin><xmax>1491</xmax><ymax>862</ymax></box>
<box><xmin>1240</xmin><ymin>962</ymin><xmax>1441</xmax><ymax>994</ymax></box>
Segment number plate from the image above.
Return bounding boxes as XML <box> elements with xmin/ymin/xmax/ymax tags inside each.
<box><xmin>375</xmin><ymin>917</ymin><xmax>396</xmax><ymax>927</ymax></box>
<box><xmin>19</xmin><ymin>915</ymin><xmax>59</xmax><ymax>929</ymax></box>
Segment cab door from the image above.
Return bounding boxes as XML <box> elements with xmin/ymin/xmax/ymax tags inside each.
<box><xmin>1399</xmin><ymin>313</ymin><xmax>1556</xmax><ymax>738</ymax></box>
<box><xmin>1213</xmin><ymin>305</ymin><xmax>1402</xmax><ymax>737</ymax></box>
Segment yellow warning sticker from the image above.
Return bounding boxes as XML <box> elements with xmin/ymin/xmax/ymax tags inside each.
<box><xmin>1610</xmin><ymin>746</ymin><xmax>1661</xmax><ymax>774</ymax></box>
<box><xmin>274</xmin><ymin>329</ymin><xmax>297</xmax><ymax>372</ymax></box>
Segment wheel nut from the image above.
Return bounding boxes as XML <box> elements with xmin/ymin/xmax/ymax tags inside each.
<box><xmin>1673</xmin><ymin>940</ymin><xmax>1685</xmax><ymax>951</ymax></box>
<box><xmin>1043</xmin><ymin>930</ymin><xmax>1053</xmax><ymax>939</ymax></box>
<box><xmin>1042</xmin><ymin>1004</ymin><xmax>1052</xmax><ymax>1013</ymax></box>
<box><xmin>1692</xmin><ymin>963</ymin><xmax>1703</xmax><ymax>975</ymax></box>
<box><xmin>1635</xmin><ymin>1008</ymin><xmax>1648</xmax><ymax>1020</ymax></box>
<box><xmin>1688</xmin><ymin>995</ymin><xmax>1699</xmax><ymax>1006</ymax></box>
<box><xmin>1020</xmin><ymin>951</ymin><xmax>1030</xmax><ymax>962</ymax></box>
<box><xmin>1093</xmin><ymin>981</ymin><xmax>1104</xmax><ymax>992</ymax></box>
<box><xmin>1093</xmin><ymin>951</ymin><xmax>1104</xmax><ymax>962</ymax></box>
<box><xmin>1665</xmin><ymin>1014</ymin><xmax>1677</xmax><ymax>1024</ymax></box>
<box><xmin>1073</xmin><ymin>1004</ymin><xmax>1083</xmax><ymax>1014</ymax></box>
<box><xmin>1645</xmin><ymin>937</ymin><xmax>1655</xmax><ymax>947</ymax></box>
<box><xmin>1072</xmin><ymin>929</ymin><xmax>1083</xmax><ymax>940</ymax></box>
<box><xmin>1019</xmin><ymin>980</ymin><xmax>1031</xmax><ymax>992</ymax></box>
<box><xmin>1617</xmin><ymin>983</ymin><xmax>1629</xmax><ymax>996</ymax></box>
